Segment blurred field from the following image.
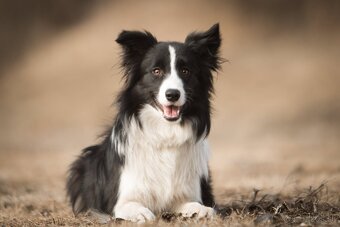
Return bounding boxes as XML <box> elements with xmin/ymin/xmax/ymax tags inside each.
<box><xmin>1</xmin><ymin>0</ymin><xmax>340</xmax><ymax>225</ymax></box>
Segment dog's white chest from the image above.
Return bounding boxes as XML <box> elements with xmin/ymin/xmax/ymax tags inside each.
<box><xmin>114</xmin><ymin>105</ymin><xmax>210</xmax><ymax>213</ymax></box>
<box><xmin>118</xmin><ymin>142</ymin><xmax>208</xmax><ymax>213</ymax></box>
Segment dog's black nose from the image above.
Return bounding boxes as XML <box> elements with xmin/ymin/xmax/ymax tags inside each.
<box><xmin>165</xmin><ymin>89</ymin><xmax>180</xmax><ymax>102</ymax></box>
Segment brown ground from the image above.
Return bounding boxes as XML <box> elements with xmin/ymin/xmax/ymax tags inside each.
<box><xmin>1</xmin><ymin>1</ymin><xmax>339</xmax><ymax>226</ymax></box>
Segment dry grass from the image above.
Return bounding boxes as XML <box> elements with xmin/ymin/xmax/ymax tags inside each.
<box><xmin>1</xmin><ymin>177</ymin><xmax>339</xmax><ymax>226</ymax></box>
<box><xmin>216</xmin><ymin>184</ymin><xmax>340</xmax><ymax>226</ymax></box>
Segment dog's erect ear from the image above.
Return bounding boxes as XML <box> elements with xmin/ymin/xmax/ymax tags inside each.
<box><xmin>185</xmin><ymin>23</ymin><xmax>221</xmax><ymax>71</ymax></box>
<box><xmin>116</xmin><ymin>30</ymin><xmax>157</xmax><ymax>67</ymax></box>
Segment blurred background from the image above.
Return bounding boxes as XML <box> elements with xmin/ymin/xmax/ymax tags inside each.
<box><xmin>0</xmin><ymin>0</ymin><xmax>340</xmax><ymax>219</ymax></box>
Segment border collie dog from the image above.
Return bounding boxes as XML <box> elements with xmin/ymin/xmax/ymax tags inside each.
<box><xmin>67</xmin><ymin>24</ymin><xmax>222</xmax><ymax>222</ymax></box>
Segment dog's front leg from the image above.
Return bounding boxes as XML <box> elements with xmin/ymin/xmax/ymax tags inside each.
<box><xmin>175</xmin><ymin>202</ymin><xmax>215</xmax><ymax>219</ymax></box>
<box><xmin>114</xmin><ymin>201</ymin><xmax>155</xmax><ymax>223</ymax></box>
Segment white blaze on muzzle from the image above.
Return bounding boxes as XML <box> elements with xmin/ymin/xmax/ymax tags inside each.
<box><xmin>157</xmin><ymin>45</ymin><xmax>186</xmax><ymax>121</ymax></box>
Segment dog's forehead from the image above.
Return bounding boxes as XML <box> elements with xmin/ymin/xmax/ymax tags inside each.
<box><xmin>148</xmin><ymin>43</ymin><xmax>170</xmax><ymax>59</ymax></box>
<box><xmin>147</xmin><ymin>42</ymin><xmax>192</xmax><ymax>64</ymax></box>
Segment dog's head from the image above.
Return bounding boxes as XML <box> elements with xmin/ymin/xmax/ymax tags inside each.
<box><xmin>116</xmin><ymin>24</ymin><xmax>222</xmax><ymax>136</ymax></box>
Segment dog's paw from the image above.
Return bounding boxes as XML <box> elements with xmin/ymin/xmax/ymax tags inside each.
<box><xmin>177</xmin><ymin>202</ymin><xmax>215</xmax><ymax>219</ymax></box>
<box><xmin>114</xmin><ymin>202</ymin><xmax>155</xmax><ymax>223</ymax></box>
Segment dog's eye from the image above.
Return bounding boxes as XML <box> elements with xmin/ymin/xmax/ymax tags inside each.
<box><xmin>181</xmin><ymin>68</ymin><xmax>190</xmax><ymax>75</ymax></box>
<box><xmin>152</xmin><ymin>68</ymin><xmax>163</xmax><ymax>76</ymax></box>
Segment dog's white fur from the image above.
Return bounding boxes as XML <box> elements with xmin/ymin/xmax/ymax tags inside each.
<box><xmin>113</xmin><ymin>105</ymin><xmax>212</xmax><ymax>222</ymax></box>
<box><xmin>112</xmin><ymin>45</ymin><xmax>213</xmax><ymax>222</ymax></box>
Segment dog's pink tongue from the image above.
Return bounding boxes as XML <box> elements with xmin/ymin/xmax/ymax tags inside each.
<box><xmin>164</xmin><ymin>106</ymin><xmax>179</xmax><ymax>118</ymax></box>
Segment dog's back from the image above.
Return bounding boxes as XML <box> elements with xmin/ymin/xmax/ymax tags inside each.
<box><xmin>67</xmin><ymin>136</ymin><xmax>123</xmax><ymax>214</ymax></box>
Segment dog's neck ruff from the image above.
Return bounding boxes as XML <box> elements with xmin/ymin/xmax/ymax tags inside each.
<box><xmin>112</xmin><ymin>104</ymin><xmax>195</xmax><ymax>157</ymax></box>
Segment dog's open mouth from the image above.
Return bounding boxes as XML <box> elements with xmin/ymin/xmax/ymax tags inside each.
<box><xmin>162</xmin><ymin>105</ymin><xmax>181</xmax><ymax>121</ymax></box>
<box><xmin>154</xmin><ymin>100</ymin><xmax>182</xmax><ymax>121</ymax></box>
